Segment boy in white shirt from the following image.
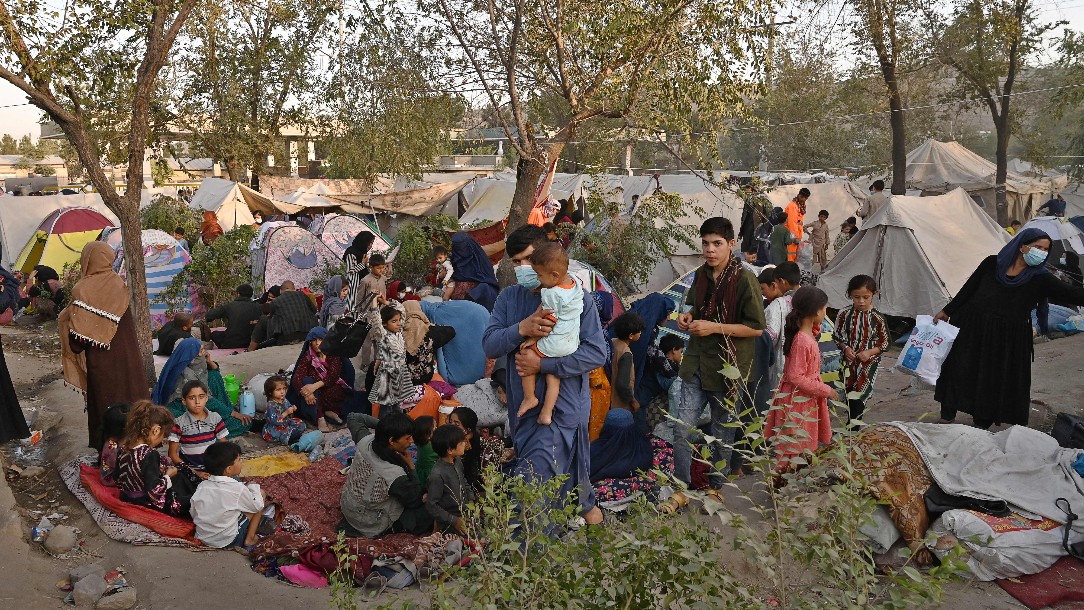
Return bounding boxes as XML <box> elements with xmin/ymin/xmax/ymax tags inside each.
<box><xmin>190</xmin><ymin>441</ymin><xmax>274</xmax><ymax>549</ymax></box>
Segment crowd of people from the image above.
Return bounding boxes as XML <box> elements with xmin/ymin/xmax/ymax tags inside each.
<box><xmin>0</xmin><ymin>184</ymin><xmax>1081</xmax><ymax>565</ymax></box>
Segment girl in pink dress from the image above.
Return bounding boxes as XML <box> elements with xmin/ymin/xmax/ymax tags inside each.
<box><xmin>765</xmin><ymin>287</ymin><xmax>838</xmax><ymax>471</ymax></box>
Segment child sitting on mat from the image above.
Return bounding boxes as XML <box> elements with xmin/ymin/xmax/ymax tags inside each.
<box><xmin>167</xmin><ymin>380</ymin><xmax>228</xmax><ymax>475</ymax></box>
<box><xmin>426</xmin><ymin>424</ymin><xmax>475</xmax><ymax>534</ymax></box>
<box><xmin>516</xmin><ymin>242</ymin><xmax>583</xmax><ymax>425</ymax></box>
<box><xmin>262</xmin><ymin>375</ymin><xmax>306</xmax><ymax>446</ymax></box>
<box><xmin>117</xmin><ymin>400</ymin><xmax>194</xmax><ymax>517</ymax></box>
<box><xmin>191</xmin><ymin>441</ymin><xmax>276</xmax><ymax>549</ymax></box>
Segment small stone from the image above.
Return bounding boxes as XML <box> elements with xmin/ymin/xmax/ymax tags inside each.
<box><xmin>19</xmin><ymin>465</ymin><xmax>45</xmax><ymax>478</ymax></box>
<box><xmin>70</xmin><ymin>564</ymin><xmax>106</xmax><ymax>585</ymax></box>
<box><xmin>43</xmin><ymin>525</ymin><xmax>78</xmax><ymax>554</ymax></box>
<box><xmin>95</xmin><ymin>589</ymin><xmax>136</xmax><ymax>610</ymax></box>
<box><xmin>73</xmin><ymin>575</ymin><xmax>108</xmax><ymax>607</ymax></box>
<box><xmin>31</xmin><ymin>409</ymin><xmax>62</xmax><ymax>433</ymax></box>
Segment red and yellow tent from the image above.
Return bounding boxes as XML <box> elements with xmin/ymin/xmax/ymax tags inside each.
<box><xmin>15</xmin><ymin>207</ymin><xmax>114</xmax><ymax>274</ymax></box>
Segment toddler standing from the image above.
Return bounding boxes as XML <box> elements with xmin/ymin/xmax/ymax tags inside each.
<box><xmin>834</xmin><ymin>275</ymin><xmax>890</xmax><ymax>422</ymax></box>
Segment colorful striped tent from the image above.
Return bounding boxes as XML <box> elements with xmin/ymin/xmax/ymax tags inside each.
<box><xmin>103</xmin><ymin>229</ymin><xmax>192</xmax><ymax>330</ymax></box>
<box><xmin>14</xmin><ymin>207</ymin><xmax>114</xmax><ymax>274</ymax></box>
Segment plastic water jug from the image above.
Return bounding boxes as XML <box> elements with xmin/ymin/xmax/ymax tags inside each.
<box><xmin>223</xmin><ymin>374</ymin><xmax>240</xmax><ymax>406</ymax></box>
<box><xmin>239</xmin><ymin>387</ymin><xmax>256</xmax><ymax>417</ymax></box>
<box><xmin>901</xmin><ymin>345</ymin><xmax>923</xmax><ymax>371</ymax></box>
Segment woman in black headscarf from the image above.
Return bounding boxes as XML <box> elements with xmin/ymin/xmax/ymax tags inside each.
<box><xmin>934</xmin><ymin>228</ymin><xmax>1084</xmax><ymax>428</ymax></box>
<box><xmin>343</xmin><ymin>232</ymin><xmax>376</xmax><ymax>314</ymax></box>
<box><xmin>0</xmin><ymin>265</ymin><xmax>30</xmax><ymax>444</ymax></box>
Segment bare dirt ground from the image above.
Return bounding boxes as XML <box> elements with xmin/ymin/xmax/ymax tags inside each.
<box><xmin>2</xmin><ymin>321</ymin><xmax>1081</xmax><ymax>608</ymax></box>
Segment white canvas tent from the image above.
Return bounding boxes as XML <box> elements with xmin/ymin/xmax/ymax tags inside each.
<box><xmin>1021</xmin><ymin>216</ymin><xmax>1084</xmax><ymax>255</ymax></box>
<box><xmin>818</xmin><ymin>188</ymin><xmax>1010</xmax><ymax>318</ymax></box>
<box><xmin>905</xmin><ymin>140</ymin><xmax>1067</xmax><ymax>223</ymax></box>
<box><xmin>188</xmin><ymin>178</ymin><xmax>288</xmax><ymax>230</ymax></box>
<box><xmin>0</xmin><ymin>193</ymin><xmax>120</xmax><ymax>267</ymax></box>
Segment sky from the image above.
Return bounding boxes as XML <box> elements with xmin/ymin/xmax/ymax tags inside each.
<box><xmin>0</xmin><ymin>1</ymin><xmax>1081</xmax><ymax>140</ymax></box>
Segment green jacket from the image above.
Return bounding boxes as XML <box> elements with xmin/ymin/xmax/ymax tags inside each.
<box><xmin>678</xmin><ymin>264</ymin><xmax>766</xmax><ymax>392</ymax></box>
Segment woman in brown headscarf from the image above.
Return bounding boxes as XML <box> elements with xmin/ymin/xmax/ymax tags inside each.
<box><xmin>59</xmin><ymin>242</ymin><xmax>149</xmax><ymax>450</ymax></box>
<box><xmin>200</xmin><ymin>211</ymin><xmax>224</xmax><ymax>245</ymax></box>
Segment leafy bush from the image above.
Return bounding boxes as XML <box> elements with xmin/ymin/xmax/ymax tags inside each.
<box><xmin>570</xmin><ymin>184</ymin><xmax>701</xmax><ymax>296</ymax></box>
<box><xmin>140</xmin><ymin>194</ymin><xmax>201</xmax><ymax>242</ymax></box>
<box><xmin>157</xmin><ymin>225</ymin><xmax>256</xmax><ymax>316</ymax></box>
<box><xmin>391</xmin><ymin>214</ymin><xmax>460</xmax><ymax>287</ymax></box>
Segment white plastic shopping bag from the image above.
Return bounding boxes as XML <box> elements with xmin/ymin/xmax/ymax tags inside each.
<box><xmin>895</xmin><ymin>315</ymin><xmax>960</xmax><ymax>386</ymax></box>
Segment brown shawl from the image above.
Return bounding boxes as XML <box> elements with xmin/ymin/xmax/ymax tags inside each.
<box><xmin>58</xmin><ymin>241</ymin><xmax>131</xmax><ymax>392</ymax></box>
<box><xmin>201</xmin><ymin>211</ymin><xmax>223</xmax><ymax>245</ymax></box>
<box><xmin>402</xmin><ymin>300</ymin><xmax>430</xmax><ymax>354</ymax></box>
<box><xmin>691</xmin><ymin>255</ymin><xmax>743</xmax><ymax>324</ymax></box>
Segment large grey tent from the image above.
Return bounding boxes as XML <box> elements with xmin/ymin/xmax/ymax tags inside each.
<box><xmin>818</xmin><ymin>188</ymin><xmax>1010</xmax><ymax>318</ymax></box>
<box><xmin>905</xmin><ymin>140</ymin><xmax>1066</xmax><ymax>223</ymax></box>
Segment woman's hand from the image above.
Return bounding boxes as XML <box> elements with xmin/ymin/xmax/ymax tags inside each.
<box><xmin>165</xmin><ymin>466</ymin><xmax>178</xmax><ymax>478</ymax></box>
<box><xmin>933</xmin><ymin>311</ymin><xmax>950</xmax><ymax>324</ymax></box>
<box><xmin>518</xmin><ymin>306</ymin><xmax>555</xmax><ymax>339</ymax></box>
<box><xmin>828</xmin><ymin>389</ymin><xmax>840</xmax><ymax>402</ymax></box>
<box><xmin>232</xmin><ymin>411</ymin><xmax>253</xmax><ymax>424</ymax></box>
<box><xmin>843</xmin><ymin>347</ymin><xmax>855</xmax><ymax>362</ymax></box>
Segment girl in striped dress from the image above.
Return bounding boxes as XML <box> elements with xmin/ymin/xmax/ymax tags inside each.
<box><xmin>834</xmin><ymin>275</ymin><xmax>890</xmax><ymax>422</ymax></box>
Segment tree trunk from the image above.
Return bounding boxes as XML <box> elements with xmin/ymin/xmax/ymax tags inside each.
<box><xmin>115</xmin><ymin>199</ymin><xmax>156</xmax><ymax>384</ymax></box>
<box><xmin>993</xmin><ymin>113</ymin><xmax>1011</xmax><ymax>226</ymax></box>
<box><xmin>498</xmin><ymin>142</ymin><xmax>566</xmax><ymax>287</ymax></box>
<box><xmin>880</xmin><ymin>63</ymin><xmax>907</xmax><ymax>195</ymax></box>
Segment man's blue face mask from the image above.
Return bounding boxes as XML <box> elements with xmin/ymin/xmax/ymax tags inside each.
<box><xmin>514</xmin><ymin>264</ymin><xmax>541</xmax><ymax>289</ymax></box>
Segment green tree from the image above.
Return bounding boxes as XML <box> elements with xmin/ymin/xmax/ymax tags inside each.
<box><xmin>172</xmin><ymin>0</ymin><xmax>336</xmax><ymax>183</ymax></box>
<box><xmin>846</xmin><ymin>0</ymin><xmax>929</xmax><ymax>194</ymax></box>
<box><xmin>32</xmin><ymin>163</ymin><xmax>55</xmax><ymax>176</ymax></box>
<box><xmin>16</xmin><ymin>133</ymin><xmax>34</xmax><ymax>156</ymax></box>
<box><xmin>570</xmin><ymin>187</ymin><xmax>700</xmax><ymax>296</ymax></box>
<box><xmin>931</xmin><ymin>0</ymin><xmax>1062</xmax><ymax>225</ymax></box>
<box><xmin>0</xmin><ymin>134</ymin><xmax>16</xmax><ymax>154</ymax></box>
<box><xmin>320</xmin><ymin>7</ymin><xmax>461</xmax><ymax>181</ymax></box>
<box><xmin>420</xmin><ymin>0</ymin><xmax>769</xmax><ymax>274</ymax></box>
<box><xmin>0</xmin><ymin>0</ymin><xmax>200</xmax><ymax>377</ymax></box>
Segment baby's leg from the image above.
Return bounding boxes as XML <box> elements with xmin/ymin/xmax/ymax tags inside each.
<box><xmin>537</xmin><ymin>374</ymin><xmax>560</xmax><ymax>425</ymax></box>
<box><xmin>518</xmin><ymin>372</ymin><xmax>539</xmax><ymax>416</ymax></box>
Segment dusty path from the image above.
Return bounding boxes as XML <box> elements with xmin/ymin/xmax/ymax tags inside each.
<box><xmin>3</xmin><ymin>323</ymin><xmax>1079</xmax><ymax>608</ymax></box>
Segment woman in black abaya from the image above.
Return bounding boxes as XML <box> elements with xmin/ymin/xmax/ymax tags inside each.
<box><xmin>0</xmin><ymin>265</ymin><xmax>31</xmax><ymax>444</ymax></box>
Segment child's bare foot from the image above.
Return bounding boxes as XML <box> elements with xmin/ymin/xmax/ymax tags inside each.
<box><xmin>537</xmin><ymin>412</ymin><xmax>552</xmax><ymax>425</ymax></box>
<box><xmin>517</xmin><ymin>396</ymin><xmax>539</xmax><ymax>418</ymax></box>
<box><xmin>244</xmin><ymin>535</ymin><xmax>259</xmax><ymax>547</ymax></box>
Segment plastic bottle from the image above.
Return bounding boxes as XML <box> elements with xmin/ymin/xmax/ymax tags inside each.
<box><xmin>239</xmin><ymin>386</ymin><xmax>256</xmax><ymax>417</ymax></box>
